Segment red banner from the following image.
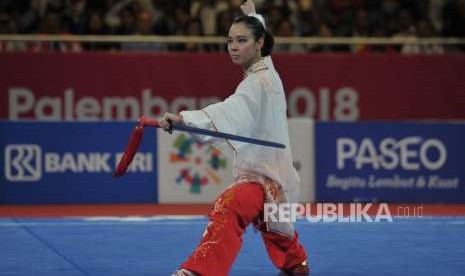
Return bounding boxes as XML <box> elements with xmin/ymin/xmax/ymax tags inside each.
<box><xmin>1</xmin><ymin>52</ymin><xmax>464</xmax><ymax>121</ymax></box>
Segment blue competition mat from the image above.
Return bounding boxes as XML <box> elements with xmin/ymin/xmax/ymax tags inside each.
<box><xmin>1</xmin><ymin>216</ymin><xmax>464</xmax><ymax>276</ymax></box>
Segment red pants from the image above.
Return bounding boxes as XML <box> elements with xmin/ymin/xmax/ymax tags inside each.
<box><xmin>181</xmin><ymin>182</ymin><xmax>308</xmax><ymax>276</ymax></box>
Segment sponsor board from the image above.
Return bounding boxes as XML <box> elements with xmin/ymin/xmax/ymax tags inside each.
<box><xmin>0</xmin><ymin>122</ymin><xmax>158</xmax><ymax>204</ymax></box>
<box><xmin>157</xmin><ymin>119</ymin><xmax>315</xmax><ymax>203</ymax></box>
<box><xmin>315</xmin><ymin>122</ymin><xmax>465</xmax><ymax>203</ymax></box>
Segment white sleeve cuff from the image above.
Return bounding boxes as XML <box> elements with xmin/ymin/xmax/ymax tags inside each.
<box><xmin>180</xmin><ymin>110</ymin><xmax>212</xmax><ymax>130</ymax></box>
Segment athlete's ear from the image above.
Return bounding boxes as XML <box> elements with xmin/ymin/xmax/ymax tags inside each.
<box><xmin>257</xmin><ymin>37</ymin><xmax>264</xmax><ymax>50</ymax></box>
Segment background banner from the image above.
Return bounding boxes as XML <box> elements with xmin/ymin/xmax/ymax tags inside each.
<box><xmin>0</xmin><ymin>120</ymin><xmax>314</xmax><ymax>205</ymax></box>
<box><xmin>288</xmin><ymin>118</ymin><xmax>315</xmax><ymax>202</ymax></box>
<box><xmin>157</xmin><ymin>131</ymin><xmax>234</xmax><ymax>203</ymax></box>
<box><xmin>1</xmin><ymin>53</ymin><xmax>464</xmax><ymax>121</ymax></box>
<box><xmin>315</xmin><ymin>122</ymin><xmax>465</xmax><ymax>203</ymax></box>
<box><xmin>0</xmin><ymin>122</ymin><xmax>158</xmax><ymax>204</ymax></box>
<box><xmin>157</xmin><ymin>119</ymin><xmax>315</xmax><ymax>203</ymax></box>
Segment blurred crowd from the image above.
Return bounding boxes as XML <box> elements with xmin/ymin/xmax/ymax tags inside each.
<box><xmin>0</xmin><ymin>0</ymin><xmax>464</xmax><ymax>53</ymax></box>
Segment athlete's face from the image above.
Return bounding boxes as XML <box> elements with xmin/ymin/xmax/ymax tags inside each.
<box><xmin>228</xmin><ymin>23</ymin><xmax>263</xmax><ymax>69</ymax></box>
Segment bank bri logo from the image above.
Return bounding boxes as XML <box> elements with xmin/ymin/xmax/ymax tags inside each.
<box><xmin>5</xmin><ymin>144</ymin><xmax>42</xmax><ymax>181</ymax></box>
<box><xmin>170</xmin><ymin>134</ymin><xmax>228</xmax><ymax>194</ymax></box>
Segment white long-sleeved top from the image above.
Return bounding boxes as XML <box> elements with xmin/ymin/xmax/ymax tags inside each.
<box><xmin>180</xmin><ymin>56</ymin><xmax>300</xmax><ymax>205</ymax></box>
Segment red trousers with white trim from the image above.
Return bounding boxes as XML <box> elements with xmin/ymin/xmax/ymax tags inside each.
<box><xmin>181</xmin><ymin>182</ymin><xmax>308</xmax><ymax>276</ymax></box>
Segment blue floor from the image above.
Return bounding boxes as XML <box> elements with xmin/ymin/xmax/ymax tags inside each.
<box><xmin>1</xmin><ymin>216</ymin><xmax>464</xmax><ymax>276</ymax></box>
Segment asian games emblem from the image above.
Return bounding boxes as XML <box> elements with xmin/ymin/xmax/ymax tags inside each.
<box><xmin>170</xmin><ymin>134</ymin><xmax>228</xmax><ymax>194</ymax></box>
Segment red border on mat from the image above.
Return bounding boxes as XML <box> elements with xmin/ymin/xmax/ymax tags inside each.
<box><xmin>1</xmin><ymin>204</ymin><xmax>465</xmax><ymax>217</ymax></box>
<box><xmin>0</xmin><ymin>204</ymin><xmax>212</xmax><ymax>217</ymax></box>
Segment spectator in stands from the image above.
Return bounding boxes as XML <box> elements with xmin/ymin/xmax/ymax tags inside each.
<box><xmin>0</xmin><ymin>13</ymin><xmax>27</xmax><ymax>51</ymax></box>
<box><xmin>31</xmin><ymin>11</ymin><xmax>81</xmax><ymax>52</ymax></box>
<box><xmin>216</xmin><ymin>9</ymin><xmax>233</xmax><ymax>36</ymax></box>
<box><xmin>365</xmin><ymin>27</ymin><xmax>396</xmax><ymax>53</ymax></box>
<box><xmin>274</xmin><ymin>19</ymin><xmax>306</xmax><ymax>52</ymax></box>
<box><xmin>444</xmin><ymin>0</ymin><xmax>465</xmax><ymax>51</ymax></box>
<box><xmin>401</xmin><ymin>19</ymin><xmax>444</xmax><ymax>54</ymax></box>
<box><xmin>393</xmin><ymin>9</ymin><xmax>417</xmax><ymax>37</ymax></box>
<box><xmin>265</xmin><ymin>5</ymin><xmax>285</xmax><ymax>32</ymax></box>
<box><xmin>297</xmin><ymin>9</ymin><xmax>321</xmax><ymax>37</ymax></box>
<box><xmin>190</xmin><ymin>0</ymin><xmax>230</xmax><ymax>36</ymax></box>
<box><xmin>312</xmin><ymin>22</ymin><xmax>337</xmax><ymax>52</ymax></box>
<box><xmin>351</xmin><ymin>9</ymin><xmax>371</xmax><ymax>53</ymax></box>
<box><xmin>380</xmin><ymin>0</ymin><xmax>400</xmax><ymax>19</ymax></box>
<box><xmin>183</xmin><ymin>19</ymin><xmax>206</xmax><ymax>52</ymax></box>
<box><xmin>429</xmin><ymin>0</ymin><xmax>446</xmax><ymax>32</ymax></box>
<box><xmin>121</xmin><ymin>9</ymin><xmax>167</xmax><ymax>52</ymax></box>
<box><xmin>16</xmin><ymin>0</ymin><xmax>46</xmax><ymax>33</ymax></box>
<box><xmin>443</xmin><ymin>0</ymin><xmax>465</xmax><ymax>38</ymax></box>
<box><xmin>173</xmin><ymin>6</ymin><xmax>191</xmax><ymax>35</ymax></box>
<box><xmin>86</xmin><ymin>11</ymin><xmax>107</xmax><ymax>35</ymax></box>
<box><xmin>323</xmin><ymin>0</ymin><xmax>354</xmax><ymax>37</ymax></box>
<box><xmin>115</xmin><ymin>8</ymin><xmax>137</xmax><ymax>34</ymax></box>
<box><xmin>82</xmin><ymin>11</ymin><xmax>117</xmax><ymax>51</ymax></box>
<box><xmin>104</xmin><ymin>0</ymin><xmax>135</xmax><ymax>33</ymax></box>
<box><xmin>64</xmin><ymin>0</ymin><xmax>87</xmax><ymax>34</ymax></box>
<box><xmin>214</xmin><ymin>9</ymin><xmax>234</xmax><ymax>52</ymax></box>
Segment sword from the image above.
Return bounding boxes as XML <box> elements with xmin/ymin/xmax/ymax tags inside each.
<box><xmin>113</xmin><ymin>116</ymin><xmax>285</xmax><ymax>177</ymax></box>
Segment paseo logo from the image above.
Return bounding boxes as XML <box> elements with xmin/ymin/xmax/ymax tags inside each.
<box><xmin>170</xmin><ymin>134</ymin><xmax>228</xmax><ymax>194</ymax></box>
<box><xmin>4</xmin><ymin>144</ymin><xmax>153</xmax><ymax>182</ymax></box>
<box><xmin>336</xmin><ymin>137</ymin><xmax>447</xmax><ymax>171</ymax></box>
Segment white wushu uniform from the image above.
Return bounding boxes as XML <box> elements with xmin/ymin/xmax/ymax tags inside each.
<box><xmin>180</xmin><ymin>56</ymin><xmax>299</xmax><ymax>236</ymax></box>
